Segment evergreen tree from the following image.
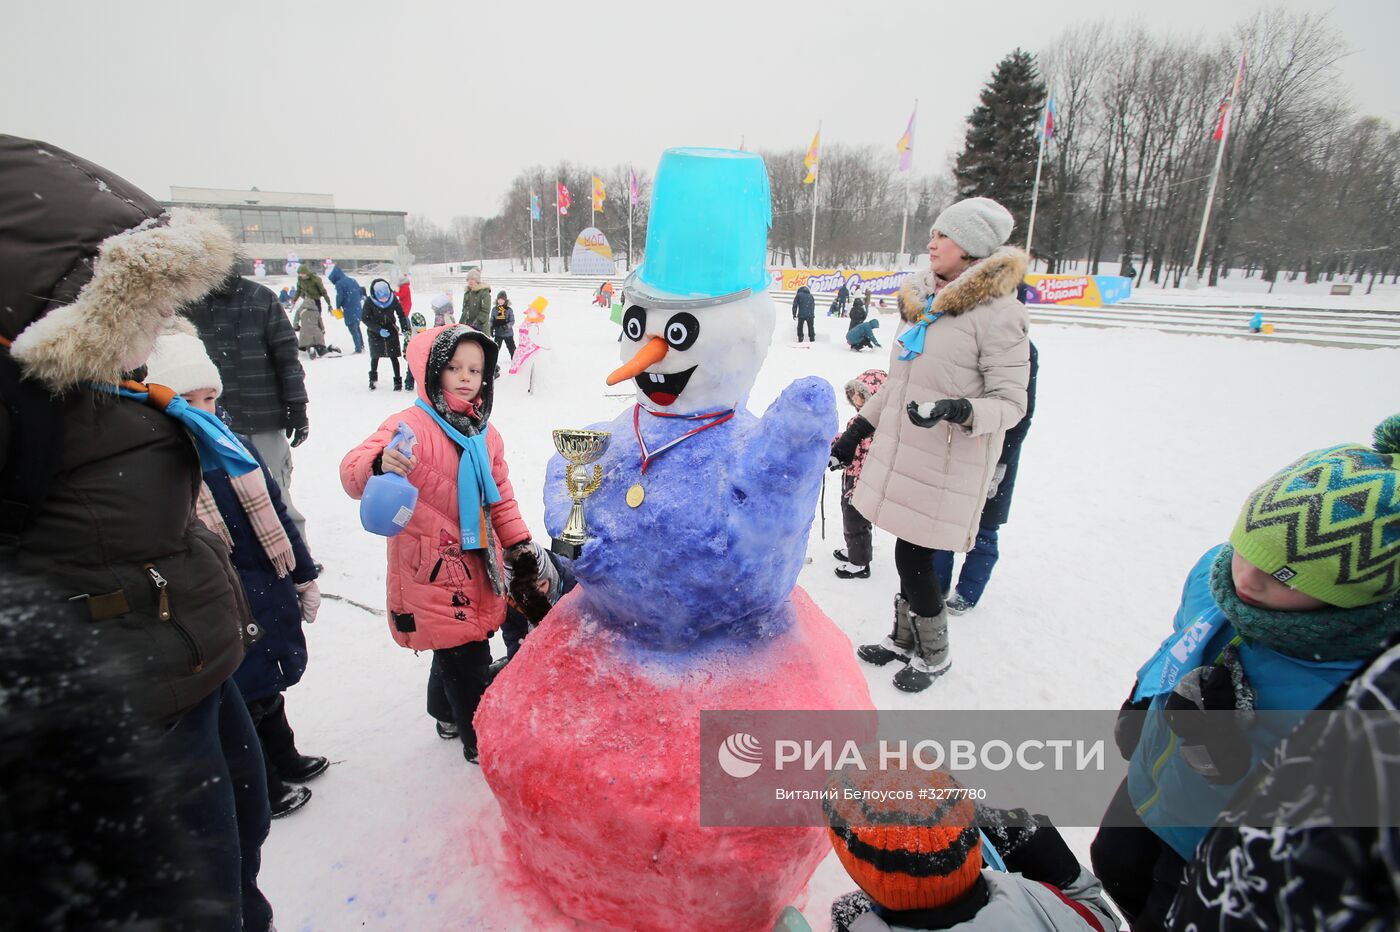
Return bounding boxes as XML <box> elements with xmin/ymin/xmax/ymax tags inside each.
<box><xmin>954</xmin><ymin>49</ymin><xmax>1048</xmax><ymax>242</ymax></box>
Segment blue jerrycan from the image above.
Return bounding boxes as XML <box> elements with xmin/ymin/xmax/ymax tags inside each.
<box><xmin>360</xmin><ymin>421</ymin><xmax>419</xmax><ymax>536</ymax></box>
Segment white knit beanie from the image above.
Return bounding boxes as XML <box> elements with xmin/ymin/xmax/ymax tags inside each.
<box><xmin>144</xmin><ymin>331</ymin><xmax>222</xmax><ymax>396</ymax></box>
<box><xmin>932</xmin><ymin>197</ymin><xmax>1014</xmax><ymax>258</ymax></box>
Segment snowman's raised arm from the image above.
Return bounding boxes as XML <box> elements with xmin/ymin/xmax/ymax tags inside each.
<box><xmin>730</xmin><ymin>377</ymin><xmax>837</xmax><ymax>538</ymax></box>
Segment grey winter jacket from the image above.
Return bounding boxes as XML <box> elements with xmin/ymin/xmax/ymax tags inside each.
<box><xmin>846</xmin><ymin>869</ymin><xmax>1114</xmax><ymax>931</ymax></box>
<box><xmin>182</xmin><ymin>274</ymin><xmax>308</xmax><ymax>433</ymax></box>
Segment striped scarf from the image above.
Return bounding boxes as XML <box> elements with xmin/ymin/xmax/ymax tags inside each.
<box><xmin>195</xmin><ymin>468</ymin><xmax>296</xmax><ymax>578</ymax></box>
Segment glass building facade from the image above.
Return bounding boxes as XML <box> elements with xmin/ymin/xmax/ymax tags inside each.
<box><xmin>192</xmin><ymin>204</ymin><xmax>408</xmax><ymax>248</ymax></box>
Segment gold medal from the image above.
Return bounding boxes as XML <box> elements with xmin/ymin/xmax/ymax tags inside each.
<box><xmin>626</xmin><ymin>483</ymin><xmax>646</xmax><ymax>508</ymax></box>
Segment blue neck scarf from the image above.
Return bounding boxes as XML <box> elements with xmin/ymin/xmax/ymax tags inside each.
<box><xmin>896</xmin><ymin>295</ymin><xmax>944</xmax><ymax>361</ymax></box>
<box><xmin>96</xmin><ymin>382</ymin><xmax>260</xmax><ymax>478</ymax></box>
<box><xmin>414</xmin><ymin>398</ymin><xmax>501</xmax><ymax>550</ymax></box>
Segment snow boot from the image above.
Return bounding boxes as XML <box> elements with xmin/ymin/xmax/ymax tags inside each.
<box><xmin>833</xmin><ymin>549</ymin><xmax>850</xmax><ymax>562</ymax></box>
<box><xmin>834</xmin><ymin>562</ymin><xmax>870</xmax><ymax>579</ymax></box>
<box><xmin>893</xmin><ymin>606</ymin><xmax>951</xmax><ymax>693</ymax></box>
<box><xmin>463</xmin><ymin>743</ymin><xmax>479</xmax><ymax>765</ymax></box>
<box><xmin>368</xmin><ymin>372</ymin><xmax>377</xmax><ymax>390</ymax></box>
<box><xmin>436</xmin><ymin>720</ymin><xmax>459</xmax><ymax>740</ymax></box>
<box><xmin>278</xmin><ymin>753</ymin><xmax>329</xmax><ymax>784</ymax></box>
<box><xmin>269</xmin><ymin>784</ymin><xmax>312</xmax><ymax>819</ymax></box>
<box><xmin>946</xmin><ymin>594</ymin><xmax>974</xmax><ymax>615</ymax></box>
<box><xmin>856</xmin><ymin>594</ymin><xmax>913</xmax><ymax>666</ymax></box>
<box><xmin>392</xmin><ymin>376</ymin><xmax>403</xmax><ymax>391</ymax></box>
<box><xmin>325</xmin><ymin>345</ymin><xmax>343</xmax><ymax>356</ymax></box>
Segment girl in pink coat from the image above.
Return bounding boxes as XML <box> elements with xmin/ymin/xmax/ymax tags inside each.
<box><xmin>340</xmin><ymin>325</ymin><xmax>540</xmax><ymax>763</ymax></box>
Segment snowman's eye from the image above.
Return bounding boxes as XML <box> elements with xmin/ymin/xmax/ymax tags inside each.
<box><xmin>664</xmin><ymin>313</ymin><xmax>699</xmax><ymax>351</ymax></box>
<box><xmin>622</xmin><ymin>306</ymin><xmax>646</xmax><ymax>342</ymax></box>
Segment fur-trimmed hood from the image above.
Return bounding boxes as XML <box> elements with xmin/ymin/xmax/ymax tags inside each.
<box><xmin>0</xmin><ymin>135</ymin><xmax>235</xmax><ymax>392</ymax></box>
<box><xmin>898</xmin><ymin>247</ymin><xmax>1029</xmax><ymax>322</ymax></box>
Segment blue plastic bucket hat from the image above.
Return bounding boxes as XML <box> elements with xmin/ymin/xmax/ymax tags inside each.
<box><xmin>623</xmin><ymin>148</ymin><xmax>771</xmax><ymax>309</ymax></box>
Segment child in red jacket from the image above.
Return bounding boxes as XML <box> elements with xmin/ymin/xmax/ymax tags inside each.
<box><xmin>340</xmin><ymin>325</ymin><xmax>542</xmax><ymax>763</ymax></box>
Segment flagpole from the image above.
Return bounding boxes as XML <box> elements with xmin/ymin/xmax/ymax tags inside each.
<box><xmin>808</xmin><ymin>120</ymin><xmax>821</xmax><ymax>265</ymax></box>
<box><xmin>1189</xmin><ymin>50</ymin><xmax>1245</xmax><ymax>289</ymax></box>
<box><xmin>898</xmin><ymin>100</ymin><xmax>917</xmax><ymax>266</ymax></box>
<box><xmin>1025</xmin><ymin>96</ymin><xmax>1049</xmax><ymax>264</ymax></box>
<box><xmin>555</xmin><ymin>179</ymin><xmax>563</xmax><ymax>273</ymax></box>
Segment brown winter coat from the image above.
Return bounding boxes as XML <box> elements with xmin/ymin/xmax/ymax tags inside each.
<box><xmin>851</xmin><ymin>247</ymin><xmax>1030</xmax><ymax>551</ymax></box>
<box><xmin>1</xmin><ymin>135</ymin><xmax>253</xmax><ymax>726</ymax></box>
<box><xmin>14</xmin><ymin>392</ymin><xmax>255</xmax><ymax>724</ymax></box>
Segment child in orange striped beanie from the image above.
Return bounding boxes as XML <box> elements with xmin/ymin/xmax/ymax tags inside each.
<box><xmin>823</xmin><ymin>766</ymin><xmax>1115</xmax><ymax>931</ymax></box>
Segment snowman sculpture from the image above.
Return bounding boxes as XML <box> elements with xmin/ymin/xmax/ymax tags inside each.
<box><xmin>476</xmin><ymin>149</ymin><xmax>873</xmax><ymax>932</ymax></box>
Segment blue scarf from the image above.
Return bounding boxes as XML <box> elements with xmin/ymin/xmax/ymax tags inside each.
<box><xmin>414</xmin><ymin>398</ymin><xmax>500</xmax><ymax>550</ymax></box>
<box><xmin>896</xmin><ymin>294</ymin><xmax>943</xmax><ymax>361</ymax></box>
<box><xmin>96</xmin><ymin>382</ymin><xmax>260</xmax><ymax>478</ymax></box>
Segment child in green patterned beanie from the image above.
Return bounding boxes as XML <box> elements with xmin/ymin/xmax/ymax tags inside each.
<box><xmin>1093</xmin><ymin>414</ymin><xmax>1400</xmax><ymax>928</ymax></box>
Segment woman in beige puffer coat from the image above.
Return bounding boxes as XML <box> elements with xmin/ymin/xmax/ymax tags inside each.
<box><xmin>831</xmin><ymin>197</ymin><xmax>1030</xmax><ymax>692</ymax></box>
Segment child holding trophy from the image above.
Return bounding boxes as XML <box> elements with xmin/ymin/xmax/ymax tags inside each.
<box><xmin>339</xmin><ymin>325</ymin><xmax>544</xmax><ymax>764</ymax></box>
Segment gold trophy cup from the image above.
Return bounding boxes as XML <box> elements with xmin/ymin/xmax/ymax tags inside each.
<box><xmin>551</xmin><ymin>428</ymin><xmax>611</xmax><ymax>559</ymax></box>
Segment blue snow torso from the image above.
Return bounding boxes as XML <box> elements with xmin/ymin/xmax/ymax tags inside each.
<box><xmin>1127</xmin><ymin>545</ymin><xmax>1363</xmax><ymax>859</ymax></box>
<box><xmin>544</xmin><ymin>377</ymin><xmax>835</xmax><ymax>653</ymax></box>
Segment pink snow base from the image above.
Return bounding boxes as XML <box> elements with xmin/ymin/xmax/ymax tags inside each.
<box><xmin>476</xmin><ymin>585</ymin><xmax>874</xmax><ymax>932</ymax></box>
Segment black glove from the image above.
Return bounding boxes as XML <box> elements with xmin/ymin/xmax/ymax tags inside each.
<box><xmin>976</xmin><ymin>806</ymin><xmax>1081</xmax><ymax>888</ymax></box>
<box><xmin>505</xmin><ymin>541</ymin><xmax>552</xmax><ymax>624</ymax></box>
<box><xmin>1114</xmin><ymin>682</ymin><xmax>1152</xmax><ymax>761</ymax></box>
<box><xmin>285</xmin><ymin>404</ymin><xmax>309</xmax><ymax>447</ymax></box>
<box><xmin>907</xmin><ymin>398</ymin><xmax>972</xmax><ymax>428</ymax></box>
<box><xmin>829</xmin><ymin>417</ymin><xmax>875</xmax><ymax>470</ymax></box>
<box><xmin>1163</xmin><ymin>651</ymin><xmax>1256</xmax><ymax>785</ymax></box>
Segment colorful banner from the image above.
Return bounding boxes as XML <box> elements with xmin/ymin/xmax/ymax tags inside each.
<box><xmin>570</xmin><ymin>227</ymin><xmax>616</xmax><ymax>275</ymax></box>
<box><xmin>1023</xmin><ymin>274</ymin><xmax>1133</xmax><ymax>307</ymax></box>
<box><xmin>771</xmin><ymin>268</ymin><xmax>916</xmax><ymax>297</ymax></box>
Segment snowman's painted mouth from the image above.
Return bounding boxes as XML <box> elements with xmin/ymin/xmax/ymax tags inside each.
<box><xmin>635</xmin><ymin>366</ymin><xmax>696</xmax><ymax>407</ymax></box>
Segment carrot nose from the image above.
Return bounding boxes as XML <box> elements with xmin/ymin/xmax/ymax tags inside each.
<box><xmin>606</xmin><ymin>336</ymin><xmax>669</xmax><ymax>386</ymax></box>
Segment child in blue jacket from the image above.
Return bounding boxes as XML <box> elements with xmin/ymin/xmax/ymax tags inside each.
<box><xmin>146</xmin><ymin>328</ymin><xmax>329</xmax><ymax>819</ymax></box>
<box><xmin>1093</xmin><ymin>415</ymin><xmax>1400</xmax><ymax>928</ymax></box>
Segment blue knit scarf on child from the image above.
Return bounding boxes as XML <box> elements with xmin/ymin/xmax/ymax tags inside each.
<box><xmin>414</xmin><ymin>398</ymin><xmax>500</xmax><ymax>550</ymax></box>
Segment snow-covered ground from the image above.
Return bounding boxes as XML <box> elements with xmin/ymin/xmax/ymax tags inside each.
<box><xmin>259</xmin><ymin>289</ymin><xmax>1398</xmax><ymax>931</ymax></box>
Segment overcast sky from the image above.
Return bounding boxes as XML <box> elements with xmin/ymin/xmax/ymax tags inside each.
<box><xmin>4</xmin><ymin>0</ymin><xmax>1395</xmax><ymax>224</ymax></box>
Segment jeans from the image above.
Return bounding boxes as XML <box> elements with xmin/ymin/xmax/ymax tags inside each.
<box><xmin>796</xmin><ymin>316</ymin><xmax>814</xmax><ymax>342</ymax></box>
<box><xmin>343</xmin><ymin>307</ymin><xmax>365</xmax><ymax>353</ymax></box>
<box><xmin>163</xmin><ymin>680</ymin><xmax>272</xmax><ymax>931</ymax></box>
<box><xmin>932</xmin><ymin>526</ymin><xmax>1000</xmax><ymax>605</ymax></box>
<box><xmin>425</xmin><ymin>640</ymin><xmax>493</xmax><ymax>751</ymax></box>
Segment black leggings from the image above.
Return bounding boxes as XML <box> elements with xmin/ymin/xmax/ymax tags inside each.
<box><xmin>895</xmin><ymin>538</ymin><xmax>945</xmax><ymax>617</ymax></box>
<box><xmin>369</xmin><ymin>353</ymin><xmax>401</xmax><ymax>381</ymax></box>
